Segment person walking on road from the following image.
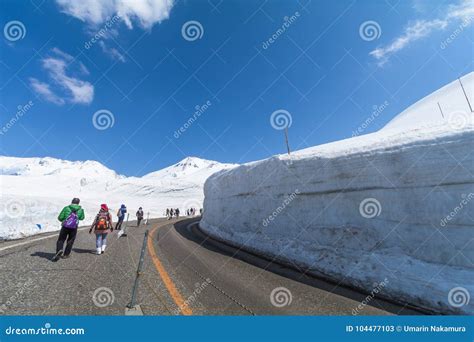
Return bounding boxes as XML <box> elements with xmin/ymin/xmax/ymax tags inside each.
<box><xmin>115</xmin><ymin>204</ymin><xmax>127</xmax><ymax>230</ymax></box>
<box><xmin>89</xmin><ymin>204</ymin><xmax>113</xmax><ymax>255</ymax></box>
<box><xmin>175</xmin><ymin>208</ymin><xmax>180</xmax><ymax>219</ymax></box>
<box><xmin>136</xmin><ymin>207</ymin><xmax>144</xmax><ymax>227</ymax></box>
<box><xmin>53</xmin><ymin>198</ymin><xmax>85</xmax><ymax>261</ymax></box>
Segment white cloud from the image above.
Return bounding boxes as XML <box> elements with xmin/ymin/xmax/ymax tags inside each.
<box><xmin>99</xmin><ymin>41</ymin><xmax>126</xmax><ymax>63</ymax></box>
<box><xmin>55</xmin><ymin>0</ymin><xmax>174</xmax><ymax>29</ymax></box>
<box><xmin>370</xmin><ymin>19</ymin><xmax>448</xmax><ymax>62</ymax></box>
<box><xmin>30</xmin><ymin>49</ymin><xmax>94</xmax><ymax>105</ymax></box>
<box><xmin>30</xmin><ymin>78</ymin><xmax>65</xmax><ymax>105</ymax></box>
<box><xmin>370</xmin><ymin>0</ymin><xmax>474</xmax><ymax>64</ymax></box>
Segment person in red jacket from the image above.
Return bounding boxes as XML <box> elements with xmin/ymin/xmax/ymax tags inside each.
<box><xmin>89</xmin><ymin>204</ymin><xmax>113</xmax><ymax>255</ymax></box>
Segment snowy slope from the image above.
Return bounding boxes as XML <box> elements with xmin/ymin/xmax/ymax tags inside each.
<box><xmin>383</xmin><ymin>72</ymin><xmax>473</xmax><ymax>130</ymax></box>
<box><xmin>201</xmin><ymin>73</ymin><xmax>474</xmax><ymax>314</ymax></box>
<box><xmin>0</xmin><ymin>156</ymin><xmax>236</xmax><ymax>240</ymax></box>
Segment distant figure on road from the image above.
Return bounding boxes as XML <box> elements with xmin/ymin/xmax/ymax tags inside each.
<box><xmin>136</xmin><ymin>207</ymin><xmax>144</xmax><ymax>226</ymax></box>
<box><xmin>175</xmin><ymin>208</ymin><xmax>180</xmax><ymax>218</ymax></box>
<box><xmin>169</xmin><ymin>208</ymin><xmax>174</xmax><ymax>220</ymax></box>
<box><xmin>115</xmin><ymin>204</ymin><xmax>127</xmax><ymax>230</ymax></box>
<box><xmin>166</xmin><ymin>208</ymin><xmax>170</xmax><ymax>219</ymax></box>
<box><xmin>53</xmin><ymin>198</ymin><xmax>85</xmax><ymax>261</ymax></box>
<box><xmin>89</xmin><ymin>204</ymin><xmax>113</xmax><ymax>255</ymax></box>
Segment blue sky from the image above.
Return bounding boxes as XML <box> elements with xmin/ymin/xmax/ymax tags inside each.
<box><xmin>0</xmin><ymin>0</ymin><xmax>472</xmax><ymax>176</ymax></box>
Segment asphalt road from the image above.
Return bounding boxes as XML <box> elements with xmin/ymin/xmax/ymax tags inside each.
<box><xmin>0</xmin><ymin>217</ymin><xmax>422</xmax><ymax>315</ymax></box>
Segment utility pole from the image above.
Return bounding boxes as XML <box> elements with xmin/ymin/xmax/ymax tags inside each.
<box><xmin>284</xmin><ymin>127</ymin><xmax>291</xmax><ymax>155</ymax></box>
<box><xmin>437</xmin><ymin>102</ymin><xmax>445</xmax><ymax>119</ymax></box>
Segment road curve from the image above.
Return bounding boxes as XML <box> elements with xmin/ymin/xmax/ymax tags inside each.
<box><xmin>149</xmin><ymin>218</ymin><xmax>422</xmax><ymax>315</ymax></box>
<box><xmin>0</xmin><ymin>217</ymin><xmax>422</xmax><ymax>315</ymax></box>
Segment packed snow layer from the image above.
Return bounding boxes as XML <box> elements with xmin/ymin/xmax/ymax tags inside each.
<box><xmin>201</xmin><ymin>123</ymin><xmax>474</xmax><ymax>314</ymax></box>
<box><xmin>0</xmin><ymin>156</ymin><xmax>236</xmax><ymax>240</ymax></box>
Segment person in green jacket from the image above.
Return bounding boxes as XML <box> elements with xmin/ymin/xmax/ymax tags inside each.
<box><xmin>53</xmin><ymin>198</ymin><xmax>85</xmax><ymax>261</ymax></box>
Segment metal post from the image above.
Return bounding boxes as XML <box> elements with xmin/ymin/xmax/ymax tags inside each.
<box><xmin>437</xmin><ymin>102</ymin><xmax>445</xmax><ymax>119</ymax></box>
<box><xmin>459</xmin><ymin>78</ymin><xmax>473</xmax><ymax>113</ymax></box>
<box><xmin>284</xmin><ymin>127</ymin><xmax>291</xmax><ymax>155</ymax></box>
<box><xmin>126</xmin><ymin>230</ymin><xmax>148</xmax><ymax>313</ymax></box>
<box><xmin>145</xmin><ymin>212</ymin><xmax>149</xmax><ymax>225</ymax></box>
<box><xmin>122</xmin><ymin>213</ymin><xmax>129</xmax><ymax>237</ymax></box>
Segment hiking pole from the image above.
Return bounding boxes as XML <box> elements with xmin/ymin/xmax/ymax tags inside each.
<box><xmin>126</xmin><ymin>230</ymin><xmax>148</xmax><ymax>315</ymax></box>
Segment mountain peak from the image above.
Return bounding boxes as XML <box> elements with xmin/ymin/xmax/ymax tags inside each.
<box><xmin>174</xmin><ymin>156</ymin><xmax>215</xmax><ymax>169</ymax></box>
<box><xmin>0</xmin><ymin>155</ymin><xmax>120</xmax><ymax>178</ymax></box>
<box><xmin>143</xmin><ymin>156</ymin><xmax>236</xmax><ymax>180</ymax></box>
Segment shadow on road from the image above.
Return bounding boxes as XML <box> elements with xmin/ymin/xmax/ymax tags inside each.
<box><xmin>172</xmin><ymin>218</ymin><xmax>425</xmax><ymax>316</ymax></box>
<box><xmin>72</xmin><ymin>248</ymin><xmax>95</xmax><ymax>254</ymax></box>
<box><xmin>30</xmin><ymin>251</ymin><xmax>56</xmax><ymax>260</ymax></box>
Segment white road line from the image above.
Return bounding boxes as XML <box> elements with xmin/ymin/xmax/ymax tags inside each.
<box><xmin>0</xmin><ymin>227</ymin><xmax>90</xmax><ymax>253</ymax></box>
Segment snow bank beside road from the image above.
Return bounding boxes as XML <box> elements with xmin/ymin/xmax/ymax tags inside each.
<box><xmin>201</xmin><ymin>124</ymin><xmax>474</xmax><ymax>314</ymax></box>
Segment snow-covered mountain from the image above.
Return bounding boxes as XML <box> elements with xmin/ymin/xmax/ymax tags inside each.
<box><xmin>201</xmin><ymin>72</ymin><xmax>474</xmax><ymax>314</ymax></box>
<box><xmin>0</xmin><ymin>156</ymin><xmax>237</xmax><ymax>240</ymax></box>
<box><xmin>0</xmin><ymin>156</ymin><xmax>122</xmax><ymax>179</ymax></box>
<box><xmin>382</xmin><ymin>72</ymin><xmax>473</xmax><ymax>130</ymax></box>
<box><xmin>143</xmin><ymin>157</ymin><xmax>232</xmax><ymax>184</ymax></box>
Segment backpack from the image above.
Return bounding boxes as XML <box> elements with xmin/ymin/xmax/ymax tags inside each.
<box><xmin>63</xmin><ymin>209</ymin><xmax>79</xmax><ymax>229</ymax></box>
<box><xmin>96</xmin><ymin>211</ymin><xmax>109</xmax><ymax>230</ymax></box>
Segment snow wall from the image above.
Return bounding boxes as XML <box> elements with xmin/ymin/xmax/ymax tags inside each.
<box><xmin>200</xmin><ymin>125</ymin><xmax>474</xmax><ymax>314</ymax></box>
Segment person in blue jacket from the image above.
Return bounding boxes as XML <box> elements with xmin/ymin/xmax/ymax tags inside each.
<box><xmin>115</xmin><ymin>204</ymin><xmax>127</xmax><ymax>230</ymax></box>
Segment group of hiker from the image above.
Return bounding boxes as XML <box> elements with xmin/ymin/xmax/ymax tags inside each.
<box><xmin>166</xmin><ymin>208</ymin><xmax>180</xmax><ymax>220</ymax></box>
<box><xmin>52</xmin><ymin>198</ymin><xmax>145</xmax><ymax>261</ymax></box>
<box><xmin>166</xmin><ymin>207</ymin><xmax>203</xmax><ymax>220</ymax></box>
<box><xmin>186</xmin><ymin>208</ymin><xmax>197</xmax><ymax>216</ymax></box>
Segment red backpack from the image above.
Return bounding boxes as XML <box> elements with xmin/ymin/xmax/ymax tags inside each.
<box><xmin>96</xmin><ymin>211</ymin><xmax>110</xmax><ymax>230</ymax></box>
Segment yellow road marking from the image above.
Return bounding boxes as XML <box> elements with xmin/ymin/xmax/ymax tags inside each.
<box><xmin>147</xmin><ymin>226</ymin><xmax>193</xmax><ymax>315</ymax></box>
